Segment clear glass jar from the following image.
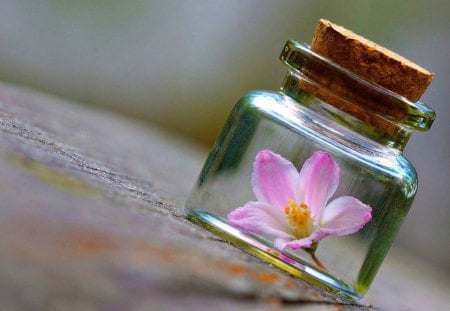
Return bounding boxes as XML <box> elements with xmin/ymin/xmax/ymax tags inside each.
<box><xmin>185</xmin><ymin>40</ymin><xmax>435</xmax><ymax>301</ymax></box>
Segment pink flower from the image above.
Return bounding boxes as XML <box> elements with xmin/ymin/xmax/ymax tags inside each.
<box><xmin>228</xmin><ymin>150</ymin><xmax>372</xmax><ymax>251</ymax></box>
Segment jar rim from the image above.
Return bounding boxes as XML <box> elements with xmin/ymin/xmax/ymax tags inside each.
<box><xmin>280</xmin><ymin>40</ymin><xmax>435</xmax><ymax>131</ymax></box>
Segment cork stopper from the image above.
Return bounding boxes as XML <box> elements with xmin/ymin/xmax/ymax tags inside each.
<box><xmin>297</xmin><ymin>19</ymin><xmax>434</xmax><ymax>134</ymax></box>
<box><xmin>311</xmin><ymin>19</ymin><xmax>433</xmax><ymax>102</ymax></box>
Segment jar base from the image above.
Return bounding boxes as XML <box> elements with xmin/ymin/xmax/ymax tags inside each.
<box><xmin>187</xmin><ymin>209</ymin><xmax>362</xmax><ymax>303</ymax></box>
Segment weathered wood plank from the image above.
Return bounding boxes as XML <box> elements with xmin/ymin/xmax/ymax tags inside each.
<box><xmin>0</xmin><ymin>82</ymin><xmax>447</xmax><ymax>310</ymax></box>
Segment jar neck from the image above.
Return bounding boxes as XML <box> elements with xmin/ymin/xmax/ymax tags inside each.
<box><xmin>278</xmin><ymin>41</ymin><xmax>435</xmax><ymax>153</ymax></box>
<box><xmin>280</xmin><ymin>71</ymin><xmax>412</xmax><ymax>152</ymax></box>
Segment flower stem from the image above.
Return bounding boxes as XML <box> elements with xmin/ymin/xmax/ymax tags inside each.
<box><xmin>310</xmin><ymin>252</ymin><xmax>328</xmax><ymax>271</ymax></box>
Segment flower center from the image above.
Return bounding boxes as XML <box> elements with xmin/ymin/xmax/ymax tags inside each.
<box><xmin>284</xmin><ymin>200</ymin><xmax>314</xmax><ymax>239</ymax></box>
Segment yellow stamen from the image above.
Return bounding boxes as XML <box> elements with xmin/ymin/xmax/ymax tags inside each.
<box><xmin>284</xmin><ymin>200</ymin><xmax>314</xmax><ymax>239</ymax></box>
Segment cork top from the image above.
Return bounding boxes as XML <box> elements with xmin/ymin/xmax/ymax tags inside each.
<box><xmin>311</xmin><ymin>19</ymin><xmax>433</xmax><ymax>102</ymax></box>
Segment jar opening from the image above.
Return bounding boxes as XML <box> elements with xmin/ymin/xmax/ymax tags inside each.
<box><xmin>279</xmin><ymin>40</ymin><xmax>435</xmax><ymax>133</ymax></box>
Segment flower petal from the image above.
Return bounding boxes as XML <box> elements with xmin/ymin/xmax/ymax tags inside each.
<box><xmin>318</xmin><ymin>196</ymin><xmax>372</xmax><ymax>237</ymax></box>
<box><xmin>227</xmin><ymin>201</ymin><xmax>292</xmax><ymax>239</ymax></box>
<box><xmin>297</xmin><ymin>151</ymin><xmax>340</xmax><ymax>219</ymax></box>
<box><xmin>282</xmin><ymin>235</ymin><xmax>317</xmax><ymax>250</ymax></box>
<box><xmin>274</xmin><ymin>237</ymin><xmax>292</xmax><ymax>250</ymax></box>
<box><xmin>252</xmin><ymin>150</ymin><xmax>299</xmax><ymax>209</ymax></box>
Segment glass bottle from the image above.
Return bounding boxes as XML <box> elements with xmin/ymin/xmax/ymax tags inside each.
<box><xmin>185</xmin><ymin>27</ymin><xmax>435</xmax><ymax>301</ymax></box>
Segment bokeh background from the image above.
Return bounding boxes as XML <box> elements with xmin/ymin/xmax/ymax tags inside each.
<box><xmin>0</xmin><ymin>0</ymin><xmax>448</xmax><ymax>272</ymax></box>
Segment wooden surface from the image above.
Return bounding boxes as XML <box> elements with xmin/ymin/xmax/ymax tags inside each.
<box><xmin>0</xmin><ymin>82</ymin><xmax>448</xmax><ymax>310</ymax></box>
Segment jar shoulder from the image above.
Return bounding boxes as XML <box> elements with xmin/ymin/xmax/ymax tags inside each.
<box><xmin>233</xmin><ymin>90</ymin><xmax>284</xmax><ymax>112</ymax></box>
<box><xmin>232</xmin><ymin>90</ymin><xmax>417</xmax><ymax>188</ymax></box>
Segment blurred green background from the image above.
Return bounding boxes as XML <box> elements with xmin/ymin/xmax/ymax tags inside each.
<box><xmin>0</xmin><ymin>1</ymin><xmax>448</xmax><ymax>272</ymax></box>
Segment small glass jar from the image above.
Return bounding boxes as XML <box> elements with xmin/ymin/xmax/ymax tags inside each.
<box><xmin>185</xmin><ymin>40</ymin><xmax>435</xmax><ymax>301</ymax></box>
